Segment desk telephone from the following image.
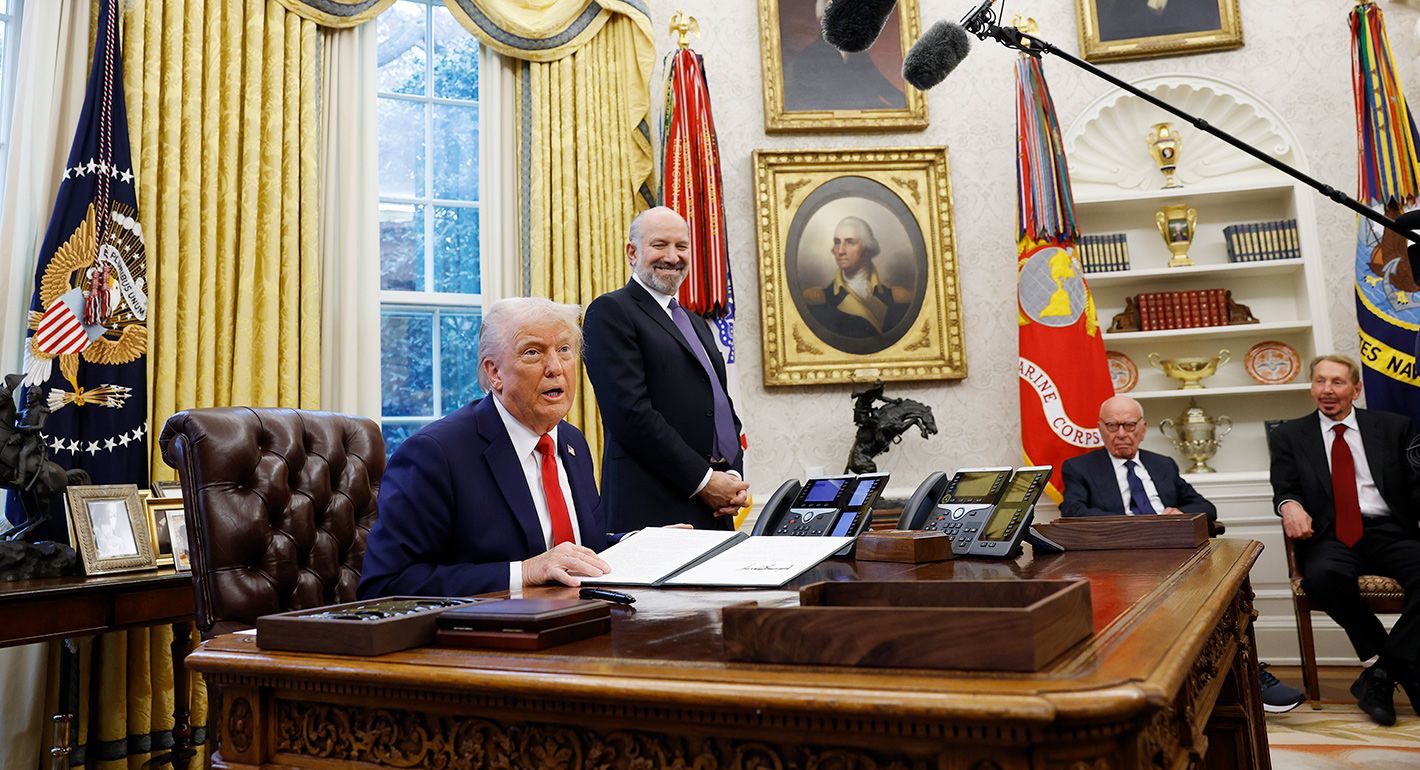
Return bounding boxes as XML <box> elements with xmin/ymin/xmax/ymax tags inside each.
<box><xmin>898</xmin><ymin>466</ymin><xmax>1053</xmax><ymax>558</ymax></box>
<box><xmin>751</xmin><ymin>473</ymin><xmax>888</xmax><ymax>544</ymax></box>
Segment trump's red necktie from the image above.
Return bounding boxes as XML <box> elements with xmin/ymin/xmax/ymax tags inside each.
<box><xmin>536</xmin><ymin>434</ymin><xmax>576</xmax><ymax>546</ymax></box>
<box><xmin>1331</xmin><ymin>424</ymin><xmax>1363</xmax><ymax>548</ymax></box>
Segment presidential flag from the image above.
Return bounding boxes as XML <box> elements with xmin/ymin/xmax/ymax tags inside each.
<box><xmin>1014</xmin><ymin>53</ymin><xmax>1113</xmax><ymax>501</ymax></box>
<box><xmin>9</xmin><ymin>0</ymin><xmax>147</xmax><ymax>542</ymax></box>
<box><xmin>1350</xmin><ymin>2</ymin><xmax>1420</xmax><ymax>425</ymax></box>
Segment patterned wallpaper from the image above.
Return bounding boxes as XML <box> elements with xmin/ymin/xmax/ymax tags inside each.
<box><xmin>643</xmin><ymin>0</ymin><xmax>1420</xmax><ymax>495</ymax></box>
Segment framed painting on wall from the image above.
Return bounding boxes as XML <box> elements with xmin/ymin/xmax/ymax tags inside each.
<box><xmin>753</xmin><ymin>147</ymin><xmax>966</xmax><ymax>386</ymax></box>
<box><xmin>1077</xmin><ymin>0</ymin><xmax>1243</xmax><ymax>63</ymax></box>
<box><xmin>758</xmin><ymin>0</ymin><xmax>927</xmax><ymax>133</ymax></box>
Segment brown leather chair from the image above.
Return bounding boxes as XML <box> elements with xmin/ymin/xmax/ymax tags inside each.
<box><xmin>159</xmin><ymin>407</ymin><xmax>383</xmax><ymax>638</ymax></box>
<box><xmin>1283</xmin><ymin>536</ymin><xmax>1405</xmax><ymax>706</ymax></box>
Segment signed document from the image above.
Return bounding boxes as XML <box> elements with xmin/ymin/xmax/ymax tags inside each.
<box><xmin>578</xmin><ymin>527</ymin><xmax>854</xmax><ymax>588</ymax></box>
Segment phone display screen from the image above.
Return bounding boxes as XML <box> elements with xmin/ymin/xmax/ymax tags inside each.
<box><xmin>1000</xmin><ymin>473</ymin><xmax>1037</xmax><ymax>504</ymax></box>
<box><xmin>947</xmin><ymin>471</ymin><xmax>1007</xmax><ymax>501</ymax></box>
<box><xmin>847</xmin><ymin>478</ymin><xmax>879</xmax><ymax>508</ymax></box>
<box><xmin>980</xmin><ymin>507</ymin><xmax>1014</xmax><ymax>541</ymax></box>
<box><xmin>802</xmin><ymin>478</ymin><xmax>847</xmax><ymax>505</ymax></box>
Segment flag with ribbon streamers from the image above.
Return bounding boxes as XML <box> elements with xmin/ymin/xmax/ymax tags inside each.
<box><xmin>661</xmin><ymin>45</ymin><xmax>746</xmax><ymax>455</ymax></box>
<box><xmin>9</xmin><ymin>0</ymin><xmax>148</xmax><ymax>542</ymax></box>
<box><xmin>1014</xmin><ymin>54</ymin><xmax>1113</xmax><ymax>501</ymax></box>
<box><xmin>1350</xmin><ymin>1</ymin><xmax>1420</xmax><ymax>425</ymax></box>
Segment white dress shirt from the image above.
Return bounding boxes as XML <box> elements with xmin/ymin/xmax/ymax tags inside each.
<box><xmin>1110</xmin><ymin>453</ymin><xmax>1165</xmax><ymax>515</ymax></box>
<box><xmin>1318</xmin><ymin>410</ymin><xmax>1390</xmax><ymax>518</ymax></box>
<box><xmin>630</xmin><ymin>273</ymin><xmax>725</xmax><ymax>496</ymax></box>
<box><xmin>492</xmin><ymin>394</ymin><xmax>583</xmax><ymax>589</ymax></box>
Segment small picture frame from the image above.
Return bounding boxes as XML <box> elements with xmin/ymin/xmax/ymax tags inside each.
<box><xmin>167</xmin><ymin>509</ymin><xmax>191</xmax><ymax>573</ymax></box>
<box><xmin>151</xmin><ymin>480</ymin><xmax>184</xmax><ymax>499</ymax></box>
<box><xmin>65</xmin><ymin>484</ymin><xmax>155</xmax><ymax>575</ymax></box>
<box><xmin>145</xmin><ymin>498</ymin><xmax>185</xmax><ymax>566</ymax></box>
<box><xmin>1076</xmin><ymin>0</ymin><xmax>1243</xmax><ymax>63</ymax></box>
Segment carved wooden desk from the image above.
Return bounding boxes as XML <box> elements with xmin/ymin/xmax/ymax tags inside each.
<box><xmin>189</xmin><ymin>539</ymin><xmax>1268</xmax><ymax>770</ymax></box>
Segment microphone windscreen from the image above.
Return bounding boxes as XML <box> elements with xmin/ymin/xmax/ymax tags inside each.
<box><xmin>902</xmin><ymin>21</ymin><xmax>971</xmax><ymax>91</ymax></box>
<box><xmin>822</xmin><ymin>0</ymin><xmax>900</xmax><ymax>54</ymax></box>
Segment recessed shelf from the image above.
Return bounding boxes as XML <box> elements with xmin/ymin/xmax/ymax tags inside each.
<box><xmin>1084</xmin><ymin>259</ymin><xmax>1304</xmax><ymax>288</ymax></box>
<box><xmin>1103</xmin><ymin>320</ymin><xmax>1312</xmax><ymax>343</ymax></box>
<box><xmin>1074</xmin><ymin>179</ymin><xmax>1296</xmax><ymax>207</ymax></box>
<box><xmin>1127</xmin><ymin>383</ymin><xmax>1311</xmax><ymax>400</ymax></box>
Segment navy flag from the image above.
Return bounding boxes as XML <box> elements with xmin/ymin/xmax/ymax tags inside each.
<box><xmin>9</xmin><ymin>0</ymin><xmax>147</xmax><ymax>542</ymax></box>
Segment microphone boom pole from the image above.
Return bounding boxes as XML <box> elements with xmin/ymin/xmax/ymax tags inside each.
<box><xmin>961</xmin><ymin>6</ymin><xmax>1420</xmax><ymax>247</ymax></box>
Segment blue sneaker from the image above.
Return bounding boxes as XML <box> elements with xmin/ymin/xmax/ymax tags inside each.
<box><xmin>1260</xmin><ymin>663</ymin><xmax>1305</xmax><ymax>713</ymax></box>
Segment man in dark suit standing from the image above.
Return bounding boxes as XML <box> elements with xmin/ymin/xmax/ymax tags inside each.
<box><xmin>359</xmin><ymin>297</ymin><xmax>612</xmax><ymax>598</ymax></box>
<box><xmin>1270</xmin><ymin>354</ymin><xmax>1420</xmax><ymax>725</ymax></box>
<box><xmin>1061</xmin><ymin>395</ymin><xmax>1216</xmax><ymax>521</ymax></box>
<box><xmin>583</xmin><ymin>207</ymin><xmax>749</xmax><ymax>531</ymax></box>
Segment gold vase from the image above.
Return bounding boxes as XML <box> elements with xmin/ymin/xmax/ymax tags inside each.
<box><xmin>1148</xmin><ymin>349</ymin><xmax>1230</xmax><ymax>390</ymax></box>
<box><xmin>1155</xmin><ymin>203</ymin><xmax>1198</xmax><ymax>268</ymax></box>
<box><xmin>1147</xmin><ymin>122</ymin><xmax>1183</xmax><ymax>189</ymax></box>
<box><xmin>1158</xmin><ymin>401</ymin><xmax>1232</xmax><ymax>473</ymax></box>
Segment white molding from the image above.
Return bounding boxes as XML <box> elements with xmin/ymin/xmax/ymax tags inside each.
<box><xmin>479</xmin><ymin>45</ymin><xmax>518</xmax><ymax>303</ymax></box>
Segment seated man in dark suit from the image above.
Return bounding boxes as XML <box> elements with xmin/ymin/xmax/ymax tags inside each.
<box><xmin>1270</xmin><ymin>354</ymin><xmax>1420</xmax><ymax>725</ymax></box>
<box><xmin>1061</xmin><ymin>395</ymin><xmax>1215</xmax><ymax>520</ymax></box>
<box><xmin>1062</xmin><ymin>395</ymin><xmax>1305</xmax><ymax>713</ymax></box>
<box><xmin>359</xmin><ymin>297</ymin><xmax>612</xmax><ymax>598</ymax></box>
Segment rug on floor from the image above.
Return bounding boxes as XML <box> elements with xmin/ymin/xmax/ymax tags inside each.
<box><xmin>1267</xmin><ymin>705</ymin><xmax>1420</xmax><ymax>768</ymax></box>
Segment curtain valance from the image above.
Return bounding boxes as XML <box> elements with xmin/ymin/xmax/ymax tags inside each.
<box><xmin>442</xmin><ymin>0</ymin><xmax>651</xmax><ymax>62</ymax></box>
<box><xmin>272</xmin><ymin>0</ymin><xmax>397</xmax><ymax>28</ymax></box>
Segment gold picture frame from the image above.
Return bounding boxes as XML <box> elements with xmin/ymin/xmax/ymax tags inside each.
<box><xmin>145</xmin><ymin>498</ymin><xmax>185</xmax><ymax>566</ymax></box>
<box><xmin>64</xmin><ymin>484</ymin><xmax>155</xmax><ymax>575</ymax></box>
<box><xmin>1077</xmin><ymin>0</ymin><xmax>1243</xmax><ymax>63</ymax></box>
<box><xmin>758</xmin><ymin>0</ymin><xmax>927</xmax><ymax>133</ymax></box>
<box><xmin>754</xmin><ymin>147</ymin><xmax>966</xmax><ymax>386</ymax></box>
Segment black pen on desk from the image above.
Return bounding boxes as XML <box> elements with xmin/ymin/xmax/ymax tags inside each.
<box><xmin>580</xmin><ymin>587</ymin><xmax>636</xmax><ymax>605</ymax></box>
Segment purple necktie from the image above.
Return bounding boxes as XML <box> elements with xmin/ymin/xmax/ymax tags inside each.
<box><xmin>668</xmin><ymin>299</ymin><xmax>740</xmax><ymax>463</ymax></box>
<box><xmin>1125</xmin><ymin>460</ymin><xmax>1157</xmax><ymax>515</ymax></box>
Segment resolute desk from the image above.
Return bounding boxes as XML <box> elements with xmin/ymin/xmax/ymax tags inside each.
<box><xmin>188</xmin><ymin>539</ymin><xmax>1268</xmax><ymax>770</ymax></box>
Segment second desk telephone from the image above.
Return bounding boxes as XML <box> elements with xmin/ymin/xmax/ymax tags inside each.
<box><xmin>899</xmin><ymin>466</ymin><xmax>1051</xmax><ymax>557</ymax></box>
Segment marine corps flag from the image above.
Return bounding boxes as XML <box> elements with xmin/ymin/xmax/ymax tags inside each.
<box><xmin>12</xmin><ymin>0</ymin><xmax>147</xmax><ymax>542</ymax></box>
<box><xmin>1014</xmin><ymin>54</ymin><xmax>1113</xmax><ymax>501</ymax></box>
<box><xmin>1350</xmin><ymin>2</ymin><xmax>1420</xmax><ymax>425</ymax></box>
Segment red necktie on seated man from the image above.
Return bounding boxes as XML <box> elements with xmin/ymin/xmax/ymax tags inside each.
<box><xmin>1331</xmin><ymin>424</ymin><xmax>1363</xmax><ymax>547</ymax></box>
<box><xmin>536</xmin><ymin>434</ymin><xmax>576</xmax><ymax>546</ymax></box>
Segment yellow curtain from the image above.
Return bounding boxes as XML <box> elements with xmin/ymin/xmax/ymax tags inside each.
<box><xmin>271</xmin><ymin>0</ymin><xmax>396</xmax><ymax>27</ymax></box>
<box><xmin>444</xmin><ymin>0</ymin><xmax>655</xmax><ymax>458</ymax></box>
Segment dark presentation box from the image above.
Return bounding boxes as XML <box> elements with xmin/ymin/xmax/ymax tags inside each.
<box><xmin>256</xmin><ymin>597</ymin><xmax>477</xmax><ymax>656</ymax></box>
<box><xmin>435</xmin><ymin>598</ymin><xmax>611</xmax><ymax>650</ymax></box>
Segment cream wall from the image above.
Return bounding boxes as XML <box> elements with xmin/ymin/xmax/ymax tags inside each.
<box><xmin>644</xmin><ymin>0</ymin><xmax>1420</xmax><ymax>497</ymax></box>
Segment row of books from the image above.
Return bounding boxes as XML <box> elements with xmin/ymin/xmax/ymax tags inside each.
<box><xmin>1136</xmin><ymin>288</ymin><xmax>1232</xmax><ymax>331</ymax></box>
<box><xmin>1224</xmin><ymin>219</ymin><xmax>1300</xmax><ymax>262</ymax></box>
<box><xmin>1079</xmin><ymin>233</ymin><xmax>1130</xmax><ymax>273</ymax></box>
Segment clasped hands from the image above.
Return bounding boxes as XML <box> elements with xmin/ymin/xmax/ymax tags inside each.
<box><xmin>698</xmin><ymin>470</ymin><xmax>749</xmax><ymax>518</ymax></box>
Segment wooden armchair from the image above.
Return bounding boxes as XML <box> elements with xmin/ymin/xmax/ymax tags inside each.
<box><xmin>1283</xmin><ymin>536</ymin><xmax>1405</xmax><ymax>706</ymax></box>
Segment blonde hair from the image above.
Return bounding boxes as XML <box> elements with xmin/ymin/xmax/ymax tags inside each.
<box><xmin>1308</xmin><ymin>354</ymin><xmax>1361</xmax><ymax>385</ymax></box>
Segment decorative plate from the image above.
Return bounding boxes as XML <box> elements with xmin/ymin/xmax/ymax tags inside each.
<box><xmin>1106</xmin><ymin>351</ymin><xmax>1138</xmax><ymax>393</ymax></box>
<box><xmin>1245</xmin><ymin>341</ymin><xmax>1300</xmax><ymax>385</ymax></box>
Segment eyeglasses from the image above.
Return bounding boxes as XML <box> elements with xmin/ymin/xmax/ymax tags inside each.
<box><xmin>1100</xmin><ymin>420</ymin><xmax>1141</xmax><ymax>433</ymax></box>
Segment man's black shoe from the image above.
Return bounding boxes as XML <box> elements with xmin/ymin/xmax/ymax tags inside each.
<box><xmin>1351</xmin><ymin>666</ymin><xmax>1398</xmax><ymax>726</ymax></box>
<box><xmin>1258</xmin><ymin>663</ymin><xmax>1305</xmax><ymax>713</ymax></box>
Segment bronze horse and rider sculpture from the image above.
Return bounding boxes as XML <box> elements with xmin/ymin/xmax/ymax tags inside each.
<box><xmin>0</xmin><ymin>373</ymin><xmax>85</xmax><ymax>578</ymax></box>
<box><xmin>846</xmin><ymin>380</ymin><xmax>937</xmax><ymax>474</ymax></box>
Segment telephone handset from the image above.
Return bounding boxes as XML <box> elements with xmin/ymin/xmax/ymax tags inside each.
<box><xmin>751</xmin><ymin>473</ymin><xmax>889</xmax><ymax>544</ymax></box>
<box><xmin>898</xmin><ymin>466</ymin><xmax>1053</xmax><ymax>558</ymax></box>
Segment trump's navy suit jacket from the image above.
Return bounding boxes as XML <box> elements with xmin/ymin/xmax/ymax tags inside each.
<box><xmin>583</xmin><ymin>279</ymin><xmax>743</xmax><ymax>532</ymax></box>
<box><xmin>1060</xmin><ymin>448</ymin><xmax>1216</xmax><ymax>520</ymax></box>
<box><xmin>358</xmin><ymin>397</ymin><xmax>606</xmax><ymax>598</ymax></box>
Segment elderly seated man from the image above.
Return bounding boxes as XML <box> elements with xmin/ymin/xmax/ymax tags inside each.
<box><xmin>359</xmin><ymin>297</ymin><xmax>612</xmax><ymax>598</ymax></box>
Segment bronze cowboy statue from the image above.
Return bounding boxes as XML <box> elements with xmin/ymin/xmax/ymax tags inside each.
<box><xmin>0</xmin><ymin>373</ymin><xmax>84</xmax><ymax>579</ymax></box>
<box><xmin>846</xmin><ymin>380</ymin><xmax>937</xmax><ymax>474</ymax></box>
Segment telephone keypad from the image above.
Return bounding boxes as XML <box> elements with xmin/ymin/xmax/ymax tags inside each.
<box><xmin>775</xmin><ymin>508</ymin><xmax>836</xmax><ymax>536</ymax></box>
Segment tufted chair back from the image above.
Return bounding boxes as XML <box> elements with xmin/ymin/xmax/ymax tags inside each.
<box><xmin>159</xmin><ymin>407</ymin><xmax>383</xmax><ymax>638</ymax></box>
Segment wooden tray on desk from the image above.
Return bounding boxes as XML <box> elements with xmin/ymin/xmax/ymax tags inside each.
<box><xmin>256</xmin><ymin>597</ymin><xmax>476</xmax><ymax>656</ymax></box>
<box><xmin>722</xmin><ymin>579</ymin><xmax>1092</xmax><ymax>671</ymax></box>
<box><xmin>1032</xmin><ymin>513</ymin><xmax>1208</xmax><ymax>550</ymax></box>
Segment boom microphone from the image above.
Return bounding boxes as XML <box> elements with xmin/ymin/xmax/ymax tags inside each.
<box><xmin>902</xmin><ymin>21</ymin><xmax>972</xmax><ymax>91</ymax></box>
<box><xmin>822</xmin><ymin>0</ymin><xmax>899</xmax><ymax>53</ymax></box>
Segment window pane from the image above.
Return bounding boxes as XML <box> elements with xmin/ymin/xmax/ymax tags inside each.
<box><xmin>431</xmin><ymin>103</ymin><xmax>478</xmax><ymax>200</ymax></box>
<box><xmin>376</xmin><ymin>0</ymin><xmax>427</xmax><ymax>96</ymax></box>
<box><xmin>381</xmin><ymin>310</ymin><xmax>435</xmax><ymax>417</ymax></box>
<box><xmin>378</xmin><ymin>97</ymin><xmax>426</xmax><ymax>198</ymax></box>
<box><xmin>432</xmin><ymin>206</ymin><xmax>479</xmax><ymax>294</ymax></box>
<box><xmin>381</xmin><ymin>422</ymin><xmax>426</xmax><ymax>460</ymax></box>
<box><xmin>432</xmin><ymin>6</ymin><xmax>479</xmax><ymax>101</ymax></box>
<box><xmin>440</xmin><ymin>310</ymin><xmax>484</xmax><ymax>414</ymax></box>
<box><xmin>380</xmin><ymin>203</ymin><xmax>425</xmax><ymax>291</ymax></box>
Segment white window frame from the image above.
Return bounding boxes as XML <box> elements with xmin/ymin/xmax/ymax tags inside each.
<box><xmin>0</xmin><ymin>0</ymin><xmax>25</xmax><ymax>207</ymax></box>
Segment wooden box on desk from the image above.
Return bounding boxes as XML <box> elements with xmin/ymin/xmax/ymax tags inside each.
<box><xmin>855</xmin><ymin>530</ymin><xmax>952</xmax><ymax>563</ymax></box>
<box><xmin>256</xmin><ymin>597</ymin><xmax>475</xmax><ymax>656</ymax></box>
<box><xmin>722</xmin><ymin>579</ymin><xmax>1092</xmax><ymax>671</ymax></box>
<box><xmin>1032</xmin><ymin>513</ymin><xmax>1208</xmax><ymax>550</ymax></box>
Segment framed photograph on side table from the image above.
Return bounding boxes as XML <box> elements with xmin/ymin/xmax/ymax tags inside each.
<box><xmin>753</xmin><ymin>147</ymin><xmax>966</xmax><ymax>385</ymax></box>
<box><xmin>166</xmin><ymin>509</ymin><xmax>192</xmax><ymax>573</ymax></box>
<box><xmin>65</xmin><ymin>484</ymin><xmax>155</xmax><ymax>575</ymax></box>
<box><xmin>758</xmin><ymin>0</ymin><xmax>927</xmax><ymax>133</ymax></box>
<box><xmin>145</xmin><ymin>498</ymin><xmax>184</xmax><ymax>566</ymax></box>
<box><xmin>1076</xmin><ymin>0</ymin><xmax>1243</xmax><ymax>63</ymax></box>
